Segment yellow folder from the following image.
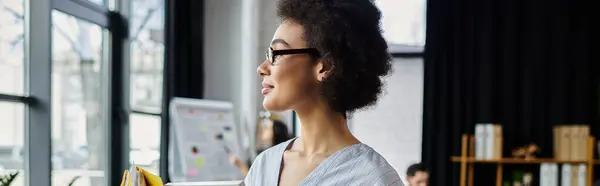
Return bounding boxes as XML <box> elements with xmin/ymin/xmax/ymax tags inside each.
<box><xmin>120</xmin><ymin>166</ymin><xmax>163</xmax><ymax>186</ymax></box>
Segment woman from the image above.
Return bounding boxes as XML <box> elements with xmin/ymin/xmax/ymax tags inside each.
<box><xmin>230</xmin><ymin>119</ymin><xmax>292</xmax><ymax>176</ymax></box>
<box><xmin>244</xmin><ymin>0</ymin><xmax>403</xmax><ymax>185</ymax></box>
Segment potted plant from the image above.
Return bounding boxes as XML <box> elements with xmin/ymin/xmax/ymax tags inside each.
<box><xmin>68</xmin><ymin>176</ymin><xmax>81</xmax><ymax>186</ymax></box>
<box><xmin>0</xmin><ymin>172</ymin><xmax>19</xmax><ymax>186</ymax></box>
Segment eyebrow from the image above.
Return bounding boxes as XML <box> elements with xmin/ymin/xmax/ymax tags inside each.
<box><xmin>271</xmin><ymin>39</ymin><xmax>291</xmax><ymax>47</ymax></box>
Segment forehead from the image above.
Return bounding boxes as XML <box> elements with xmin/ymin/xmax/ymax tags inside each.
<box><xmin>414</xmin><ymin>171</ymin><xmax>429</xmax><ymax>178</ymax></box>
<box><xmin>272</xmin><ymin>20</ymin><xmax>306</xmax><ymax>48</ymax></box>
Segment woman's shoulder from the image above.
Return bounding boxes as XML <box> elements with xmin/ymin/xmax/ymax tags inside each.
<box><xmin>244</xmin><ymin>138</ymin><xmax>295</xmax><ymax>185</ymax></box>
<box><xmin>340</xmin><ymin>144</ymin><xmax>404</xmax><ymax>185</ymax></box>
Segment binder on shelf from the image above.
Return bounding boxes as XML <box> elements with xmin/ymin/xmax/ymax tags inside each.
<box><xmin>493</xmin><ymin>125</ymin><xmax>503</xmax><ymax>159</ymax></box>
<box><xmin>553</xmin><ymin>126</ymin><xmax>562</xmax><ymax>160</ymax></box>
<box><xmin>475</xmin><ymin>124</ymin><xmax>485</xmax><ymax>159</ymax></box>
<box><xmin>549</xmin><ymin>163</ymin><xmax>558</xmax><ymax>186</ymax></box>
<box><xmin>554</xmin><ymin>125</ymin><xmax>590</xmax><ymax>161</ymax></box>
<box><xmin>474</xmin><ymin>123</ymin><xmax>502</xmax><ymax>160</ymax></box>
<box><xmin>561</xmin><ymin>164</ymin><xmax>572</xmax><ymax>186</ymax></box>
<box><xmin>540</xmin><ymin>163</ymin><xmax>549</xmax><ymax>186</ymax></box>
<box><xmin>578</xmin><ymin>126</ymin><xmax>590</xmax><ymax>161</ymax></box>
<box><xmin>541</xmin><ymin>163</ymin><xmax>560</xmax><ymax>186</ymax></box>
<box><xmin>571</xmin><ymin>126</ymin><xmax>582</xmax><ymax>161</ymax></box>
<box><xmin>571</xmin><ymin>164</ymin><xmax>579</xmax><ymax>186</ymax></box>
<box><xmin>557</xmin><ymin>126</ymin><xmax>572</xmax><ymax>160</ymax></box>
<box><xmin>484</xmin><ymin>124</ymin><xmax>495</xmax><ymax>159</ymax></box>
<box><xmin>577</xmin><ymin>164</ymin><xmax>586</xmax><ymax>186</ymax></box>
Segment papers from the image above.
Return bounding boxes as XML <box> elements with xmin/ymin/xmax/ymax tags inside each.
<box><xmin>170</xmin><ymin>98</ymin><xmax>244</xmax><ymax>182</ymax></box>
<box><xmin>121</xmin><ymin>163</ymin><xmax>163</xmax><ymax>186</ymax></box>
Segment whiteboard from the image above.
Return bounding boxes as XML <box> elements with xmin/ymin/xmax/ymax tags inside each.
<box><xmin>169</xmin><ymin>98</ymin><xmax>244</xmax><ymax>181</ymax></box>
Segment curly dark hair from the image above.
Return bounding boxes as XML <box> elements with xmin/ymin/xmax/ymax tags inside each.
<box><xmin>276</xmin><ymin>0</ymin><xmax>392</xmax><ymax>115</ymax></box>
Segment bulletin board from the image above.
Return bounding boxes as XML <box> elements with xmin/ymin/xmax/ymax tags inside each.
<box><xmin>169</xmin><ymin>98</ymin><xmax>244</xmax><ymax>181</ymax></box>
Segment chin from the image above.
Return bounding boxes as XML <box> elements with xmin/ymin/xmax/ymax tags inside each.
<box><xmin>262</xmin><ymin>96</ymin><xmax>290</xmax><ymax>112</ymax></box>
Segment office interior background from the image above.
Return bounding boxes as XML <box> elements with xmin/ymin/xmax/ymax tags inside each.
<box><xmin>0</xmin><ymin>0</ymin><xmax>593</xmax><ymax>186</ymax></box>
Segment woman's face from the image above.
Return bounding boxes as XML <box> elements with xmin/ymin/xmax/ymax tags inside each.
<box><xmin>257</xmin><ymin>20</ymin><xmax>323</xmax><ymax>111</ymax></box>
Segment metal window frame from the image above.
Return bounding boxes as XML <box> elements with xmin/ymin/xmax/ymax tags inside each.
<box><xmin>107</xmin><ymin>9</ymin><xmax>131</xmax><ymax>186</ymax></box>
<box><xmin>22</xmin><ymin>0</ymin><xmax>132</xmax><ymax>185</ymax></box>
<box><xmin>24</xmin><ymin>0</ymin><xmax>52</xmax><ymax>185</ymax></box>
<box><xmin>132</xmin><ymin>109</ymin><xmax>162</xmax><ymax>117</ymax></box>
<box><xmin>0</xmin><ymin>94</ymin><xmax>35</xmax><ymax>104</ymax></box>
<box><xmin>392</xmin><ymin>52</ymin><xmax>424</xmax><ymax>58</ymax></box>
<box><xmin>53</xmin><ymin>0</ymin><xmax>109</xmax><ymax>28</ymax></box>
<box><xmin>389</xmin><ymin>43</ymin><xmax>424</xmax><ymax>59</ymax></box>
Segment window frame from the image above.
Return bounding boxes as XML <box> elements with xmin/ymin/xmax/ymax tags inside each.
<box><xmin>21</xmin><ymin>0</ymin><xmax>133</xmax><ymax>185</ymax></box>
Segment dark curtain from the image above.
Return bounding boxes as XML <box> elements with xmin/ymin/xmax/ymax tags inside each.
<box><xmin>422</xmin><ymin>0</ymin><xmax>596</xmax><ymax>185</ymax></box>
<box><xmin>160</xmin><ymin>0</ymin><xmax>205</xmax><ymax>182</ymax></box>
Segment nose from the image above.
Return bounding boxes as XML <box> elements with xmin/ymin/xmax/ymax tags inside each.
<box><xmin>256</xmin><ymin>60</ymin><xmax>270</xmax><ymax>77</ymax></box>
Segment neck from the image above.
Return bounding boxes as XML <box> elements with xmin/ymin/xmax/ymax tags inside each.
<box><xmin>295</xmin><ymin>101</ymin><xmax>359</xmax><ymax>155</ymax></box>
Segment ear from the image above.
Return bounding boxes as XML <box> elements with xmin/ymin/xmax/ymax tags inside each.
<box><xmin>315</xmin><ymin>57</ymin><xmax>333</xmax><ymax>81</ymax></box>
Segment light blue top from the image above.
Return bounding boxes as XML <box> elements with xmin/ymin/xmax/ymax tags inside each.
<box><xmin>243</xmin><ymin>138</ymin><xmax>404</xmax><ymax>186</ymax></box>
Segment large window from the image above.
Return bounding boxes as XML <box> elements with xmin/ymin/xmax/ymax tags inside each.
<box><xmin>0</xmin><ymin>102</ymin><xmax>25</xmax><ymax>186</ymax></box>
<box><xmin>129</xmin><ymin>114</ymin><xmax>161</xmax><ymax>174</ymax></box>
<box><xmin>0</xmin><ymin>0</ymin><xmax>25</xmax><ymax>96</ymax></box>
<box><xmin>129</xmin><ymin>0</ymin><xmax>164</xmax><ymax>175</ymax></box>
<box><xmin>0</xmin><ymin>0</ymin><xmax>26</xmax><ymax>185</ymax></box>
<box><xmin>50</xmin><ymin>10</ymin><xmax>109</xmax><ymax>186</ymax></box>
<box><xmin>1</xmin><ymin>0</ymin><xmax>168</xmax><ymax>184</ymax></box>
<box><xmin>376</xmin><ymin>0</ymin><xmax>426</xmax><ymax>47</ymax></box>
<box><xmin>129</xmin><ymin>0</ymin><xmax>163</xmax><ymax>113</ymax></box>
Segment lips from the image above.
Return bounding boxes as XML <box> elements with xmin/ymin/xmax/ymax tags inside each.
<box><xmin>261</xmin><ymin>82</ymin><xmax>274</xmax><ymax>95</ymax></box>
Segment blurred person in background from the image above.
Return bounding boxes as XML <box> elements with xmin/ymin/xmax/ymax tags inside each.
<box><xmin>230</xmin><ymin>119</ymin><xmax>292</xmax><ymax>176</ymax></box>
<box><xmin>406</xmin><ymin>163</ymin><xmax>429</xmax><ymax>186</ymax></box>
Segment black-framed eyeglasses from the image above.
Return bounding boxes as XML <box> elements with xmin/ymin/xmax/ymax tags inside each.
<box><xmin>266</xmin><ymin>47</ymin><xmax>320</xmax><ymax>65</ymax></box>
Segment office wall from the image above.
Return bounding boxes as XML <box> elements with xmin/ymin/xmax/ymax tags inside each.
<box><xmin>203</xmin><ymin>0</ymin><xmax>242</xmax><ymax>103</ymax></box>
<box><xmin>351</xmin><ymin>58</ymin><xmax>424</xmax><ymax>182</ymax></box>
<box><xmin>203</xmin><ymin>0</ymin><xmax>294</xmax><ymax>160</ymax></box>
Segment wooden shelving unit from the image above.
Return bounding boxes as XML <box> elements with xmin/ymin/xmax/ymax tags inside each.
<box><xmin>450</xmin><ymin>134</ymin><xmax>598</xmax><ymax>186</ymax></box>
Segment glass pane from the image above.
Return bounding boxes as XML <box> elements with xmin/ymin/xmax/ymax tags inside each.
<box><xmin>51</xmin><ymin>11</ymin><xmax>108</xmax><ymax>186</ymax></box>
<box><xmin>0</xmin><ymin>0</ymin><xmax>25</xmax><ymax>95</ymax></box>
<box><xmin>130</xmin><ymin>0</ymin><xmax>165</xmax><ymax>113</ymax></box>
<box><xmin>129</xmin><ymin>113</ymin><xmax>161</xmax><ymax>175</ymax></box>
<box><xmin>0</xmin><ymin>102</ymin><xmax>25</xmax><ymax>186</ymax></box>
<box><xmin>376</xmin><ymin>0</ymin><xmax>426</xmax><ymax>46</ymax></box>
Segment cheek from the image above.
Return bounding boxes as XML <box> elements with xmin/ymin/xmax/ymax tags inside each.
<box><xmin>263</xmin><ymin>63</ymin><xmax>317</xmax><ymax>110</ymax></box>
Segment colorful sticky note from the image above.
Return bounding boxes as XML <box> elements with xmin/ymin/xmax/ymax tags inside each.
<box><xmin>194</xmin><ymin>157</ymin><xmax>205</xmax><ymax>168</ymax></box>
<box><xmin>218</xmin><ymin>113</ymin><xmax>224</xmax><ymax>120</ymax></box>
<box><xmin>188</xmin><ymin>168</ymin><xmax>198</xmax><ymax>177</ymax></box>
<box><xmin>200</xmin><ymin>126</ymin><xmax>208</xmax><ymax>132</ymax></box>
<box><xmin>191</xmin><ymin>146</ymin><xmax>198</xmax><ymax>154</ymax></box>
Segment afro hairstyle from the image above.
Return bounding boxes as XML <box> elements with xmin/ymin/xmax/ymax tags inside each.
<box><xmin>276</xmin><ymin>0</ymin><xmax>392</xmax><ymax>116</ymax></box>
